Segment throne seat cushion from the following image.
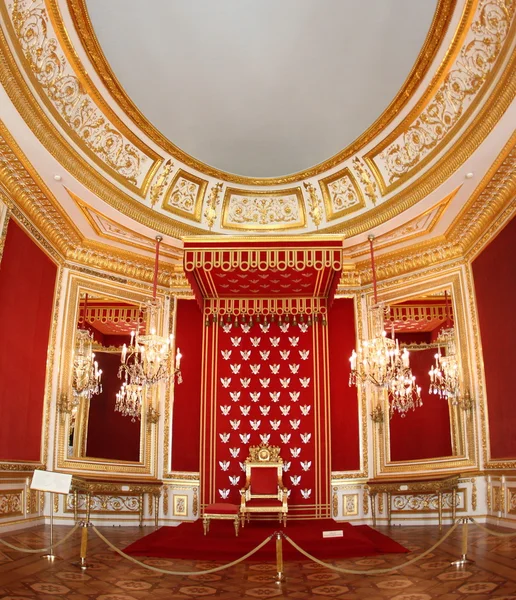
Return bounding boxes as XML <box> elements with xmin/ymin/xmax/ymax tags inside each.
<box><xmin>250</xmin><ymin>466</ymin><xmax>278</xmax><ymax>495</ymax></box>
<box><xmin>245</xmin><ymin>498</ymin><xmax>283</xmax><ymax>508</ymax></box>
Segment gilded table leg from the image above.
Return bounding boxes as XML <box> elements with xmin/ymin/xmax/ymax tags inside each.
<box><xmin>154</xmin><ymin>494</ymin><xmax>159</xmax><ymax>528</ymax></box>
<box><xmin>234</xmin><ymin>515</ymin><xmax>239</xmax><ymax>536</ymax></box>
<box><xmin>371</xmin><ymin>493</ymin><xmax>377</xmax><ymax>527</ymax></box>
<box><xmin>73</xmin><ymin>490</ymin><xmax>78</xmax><ymax>523</ymax></box>
<box><xmin>438</xmin><ymin>491</ymin><xmax>443</xmax><ymax>532</ymax></box>
<box><xmin>139</xmin><ymin>494</ymin><xmax>144</xmax><ymax>528</ymax></box>
<box><xmin>387</xmin><ymin>492</ymin><xmax>392</xmax><ymax>527</ymax></box>
<box><xmin>452</xmin><ymin>488</ymin><xmax>457</xmax><ymax>523</ymax></box>
<box><xmin>203</xmin><ymin>516</ymin><xmax>209</xmax><ymax>535</ymax></box>
<box><xmin>86</xmin><ymin>492</ymin><xmax>91</xmax><ymax>524</ymax></box>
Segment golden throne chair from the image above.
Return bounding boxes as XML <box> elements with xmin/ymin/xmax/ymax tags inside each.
<box><xmin>240</xmin><ymin>444</ymin><xmax>288</xmax><ymax>526</ymax></box>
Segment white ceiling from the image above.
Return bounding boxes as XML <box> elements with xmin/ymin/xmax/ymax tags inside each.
<box><xmin>86</xmin><ymin>0</ymin><xmax>438</xmax><ymax>178</ymax></box>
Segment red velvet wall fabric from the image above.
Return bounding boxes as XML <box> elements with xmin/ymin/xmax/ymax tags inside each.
<box><xmin>473</xmin><ymin>215</ymin><xmax>516</xmax><ymax>458</ymax></box>
<box><xmin>328</xmin><ymin>298</ymin><xmax>360</xmax><ymax>471</ymax></box>
<box><xmin>171</xmin><ymin>299</ymin><xmax>204</xmax><ymax>471</ymax></box>
<box><xmin>85</xmin><ymin>351</ymin><xmax>140</xmax><ymax>461</ymax></box>
<box><xmin>0</xmin><ymin>221</ymin><xmax>57</xmax><ymax>461</ymax></box>
<box><xmin>389</xmin><ymin>346</ymin><xmax>453</xmax><ymax>461</ymax></box>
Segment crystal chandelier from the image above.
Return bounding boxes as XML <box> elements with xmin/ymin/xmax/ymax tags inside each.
<box><xmin>349</xmin><ymin>235</ymin><xmax>421</xmax><ymax>418</ymax></box>
<box><xmin>429</xmin><ymin>291</ymin><xmax>461</xmax><ymax>403</ymax></box>
<box><xmin>117</xmin><ymin>236</ymin><xmax>182</xmax><ymax>419</ymax></box>
<box><xmin>72</xmin><ymin>297</ymin><xmax>102</xmax><ymax>404</ymax></box>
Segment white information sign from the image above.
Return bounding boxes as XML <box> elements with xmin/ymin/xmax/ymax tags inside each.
<box><xmin>30</xmin><ymin>470</ymin><xmax>72</xmax><ymax>495</ymax></box>
<box><xmin>322</xmin><ymin>530</ymin><xmax>344</xmax><ymax>538</ymax></box>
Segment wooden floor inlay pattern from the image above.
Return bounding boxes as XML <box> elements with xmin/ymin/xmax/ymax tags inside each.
<box><xmin>0</xmin><ymin>523</ymin><xmax>515</xmax><ymax>599</ymax></box>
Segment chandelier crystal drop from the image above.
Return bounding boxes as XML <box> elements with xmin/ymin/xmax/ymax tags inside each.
<box><xmin>115</xmin><ymin>381</ymin><xmax>144</xmax><ymax>421</ymax></box>
<box><xmin>349</xmin><ymin>235</ymin><xmax>421</xmax><ymax>417</ymax></box>
<box><xmin>72</xmin><ymin>306</ymin><xmax>102</xmax><ymax>404</ymax></box>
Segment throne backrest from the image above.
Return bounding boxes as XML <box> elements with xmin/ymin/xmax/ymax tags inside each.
<box><xmin>244</xmin><ymin>444</ymin><xmax>284</xmax><ymax>497</ymax></box>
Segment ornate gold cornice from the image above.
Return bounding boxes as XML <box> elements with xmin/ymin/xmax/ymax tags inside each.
<box><xmin>67</xmin><ymin>0</ymin><xmax>456</xmax><ymax>186</ymax></box>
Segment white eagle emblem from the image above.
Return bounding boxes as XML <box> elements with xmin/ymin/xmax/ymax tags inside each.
<box><xmin>250</xmin><ymin>364</ymin><xmax>261</xmax><ymax>374</ymax></box>
<box><xmin>280</xmin><ymin>433</ymin><xmax>291</xmax><ymax>444</ymax></box>
<box><xmin>250</xmin><ymin>392</ymin><xmax>261</xmax><ymax>402</ymax></box>
<box><xmin>280</xmin><ymin>322</ymin><xmax>290</xmax><ymax>333</ymax></box>
<box><xmin>221</xmin><ymin>350</ymin><xmax>232</xmax><ymax>360</ymax></box>
<box><xmin>239</xmin><ymin>433</ymin><xmax>251</xmax><ymax>444</ymax></box>
<box><xmin>299</xmin><ymin>323</ymin><xmax>309</xmax><ymax>333</ymax></box>
<box><xmin>269</xmin><ymin>391</ymin><xmax>281</xmax><ymax>402</ymax></box>
<box><xmin>230</xmin><ymin>363</ymin><xmax>241</xmax><ymax>374</ymax></box>
<box><xmin>270</xmin><ymin>337</ymin><xmax>280</xmax><ymax>347</ymax></box>
<box><xmin>229</xmin><ymin>447</ymin><xmax>240</xmax><ymax>458</ymax></box>
<box><xmin>221</xmin><ymin>377</ymin><xmax>231</xmax><ymax>388</ymax></box>
<box><xmin>241</xmin><ymin>323</ymin><xmax>251</xmax><ymax>333</ymax></box>
<box><xmin>300</xmin><ymin>461</ymin><xmax>312</xmax><ymax>471</ymax></box>
<box><xmin>239</xmin><ymin>461</ymin><xmax>246</xmax><ymax>472</ymax></box>
<box><xmin>280</xmin><ymin>405</ymin><xmax>291</xmax><ymax>416</ymax></box>
<box><xmin>240</xmin><ymin>405</ymin><xmax>250</xmax><ymax>416</ymax></box>
<box><xmin>269</xmin><ymin>364</ymin><xmax>280</xmax><ymax>374</ymax></box>
<box><xmin>300</xmin><ymin>405</ymin><xmax>311</xmax><ymax>416</ymax></box>
<box><xmin>220</xmin><ymin>405</ymin><xmax>231</xmax><ymax>416</ymax></box>
<box><xmin>283</xmin><ymin>461</ymin><xmax>291</xmax><ymax>472</ymax></box>
<box><xmin>290</xmin><ymin>447</ymin><xmax>301</xmax><ymax>458</ymax></box>
<box><xmin>290</xmin><ymin>475</ymin><xmax>301</xmax><ymax>486</ymax></box>
<box><xmin>260</xmin><ymin>350</ymin><xmax>270</xmax><ymax>360</ymax></box>
<box><xmin>301</xmin><ymin>488</ymin><xmax>312</xmax><ymax>499</ymax></box>
<box><xmin>230</xmin><ymin>391</ymin><xmax>241</xmax><ymax>402</ymax></box>
<box><xmin>289</xmin><ymin>391</ymin><xmax>300</xmax><ymax>402</ymax></box>
<box><xmin>219</xmin><ymin>461</ymin><xmax>230</xmax><ymax>471</ymax></box>
<box><xmin>219</xmin><ymin>433</ymin><xmax>230</xmax><ymax>443</ymax></box>
<box><xmin>219</xmin><ymin>488</ymin><xmax>230</xmax><ymax>499</ymax></box>
<box><xmin>300</xmin><ymin>377</ymin><xmax>311</xmax><ymax>388</ymax></box>
<box><xmin>229</xmin><ymin>475</ymin><xmax>240</xmax><ymax>486</ymax></box>
<box><xmin>270</xmin><ymin>419</ymin><xmax>281</xmax><ymax>430</ymax></box>
<box><xmin>299</xmin><ymin>350</ymin><xmax>310</xmax><ymax>360</ymax></box>
<box><xmin>250</xmin><ymin>337</ymin><xmax>261</xmax><ymax>347</ymax></box>
<box><xmin>230</xmin><ymin>337</ymin><xmax>241</xmax><ymax>347</ymax></box>
<box><xmin>259</xmin><ymin>322</ymin><xmax>271</xmax><ymax>333</ymax></box>
<box><xmin>240</xmin><ymin>350</ymin><xmax>251</xmax><ymax>360</ymax></box>
<box><xmin>289</xmin><ymin>364</ymin><xmax>300</xmax><ymax>374</ymax></box>
<box><xmin>240</xmin><ymin>378</ymin><xmax>251</xmax><ymax>388</ymax></box>
<box><xmin>289</xmin><ymin>337</ymin><xmax>299</xmax><ymax>347</ymax></box>
<box><xmin>260</xmin><ymin>378</ymin><xmax>270</xmax><ymax>388</ymax></box>
<box><xmin>300</xmin><ymin>433</ymin><xmax>311</xmax><ymax>444</ymax></box>
<box><xmin>222</xmin><ymin>323</ymin><xmax>232</xmax><ymax>333</ymax></box>
<box><xmin>259</xmin><ymin>405</ymin><xmax>271</xmax><ymax>416</ymax></box>
<box><xmin>280</xmin><ymin>350</ymin><xmax>291</xmax><ymax>360</ymax></box>
<box><xmin>229</xmin><ymin>419</ymin><xmax>240</xmax><ymax>430</ymax></box>
<box><xmin>250</xmin><ymin>419</ymin><xmax>261</xmax><ymax>430</ymax></box>
<box><xmin>290</xmin><ymin>419</ymin><xmax>301</xmax><ymax>430</ymax></box>
<box><xmin>260</xmin><ymin>433</ymin><xmax>271</xmax><ymax>444</ymax></box>
<box><xmin>280</xmin><ymin>378</ymin><xmax>291</xmax><ymax>388</ymax></box>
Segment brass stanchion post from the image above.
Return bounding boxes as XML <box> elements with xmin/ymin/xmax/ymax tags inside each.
<box><xmin>73</xmin><ymin>521</ymin><xmax>93</xmax><ymax>571</ymax></box>
<box><xmin>42</xmin><ymin>492</ymin><xmax>60</xmax><ymax>561</ymax></box>
<box><xmin>275</xmin><ymin>532</ymin><xmax>284</xmax><ymax>582</ymax></box>
<box><xmin>451</xmin><ymin>518</ymin><xmax>474</xmax><ymax>566</ymax></box>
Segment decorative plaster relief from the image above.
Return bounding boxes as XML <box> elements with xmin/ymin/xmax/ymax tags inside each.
<box><xmin>7</xmin><ymin>0</ymin><xmax>156</xmax><ymax>190</ymax></box>
<box><xmin>0</xmin><ymin>490</ymin><xmax>23</xmax><ymax>517</ymax></box>
<box><xmin>162</xmin><ymin>169</ymin><xmax>208</xmax><ymax>221</ymax></box>
<box><xmin>222</xmin><ymin>188</ymin><xmax>305</xmax><ymax>230</ymax></box>
<box><xmin>319</xmin><ymin>168</ymin><xmax>365</xmax><ymax>221</ymax></box>
<box><xmin>372</xmin><ymin>0</ymin><xmax>515</xmax><ymax>188</ymax></box>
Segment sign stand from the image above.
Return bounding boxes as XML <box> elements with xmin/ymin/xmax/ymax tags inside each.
<box><xmin>30</xmin><ymin>470</ymin><xmax>73</xmax><ymax>561</ymax></box>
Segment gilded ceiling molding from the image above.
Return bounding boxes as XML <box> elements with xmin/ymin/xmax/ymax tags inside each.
<box><xmin>366</xmin><ymin>0</ymin><xmax>516</xmax><ymax>193</ymax></box>
<box><xmin>67</xmin><ymin>0</ymin><xmax>456</xmax><ymax>186</ymax></box>
<box><xmin>4</xmin><ymin>0</ymin><xmax>162</xmax><ymax>196</ymax></box>
<box><xmin>0</xmin><ymin>24</ymin><xmax>205</xmax><ymax>239</ymax></box>
<box><xmin>319</xmin><ymin>168</ymin><xmax>365</xmax><ymax>221</ymax></box>
<box><xmin>161</xmin><ymin>169</ymin><xmax>208</xmax><ymax>222</ymax></box>
<box><xmin>221</xmin><ymin>187</ymin><xmax>306</xmax><ymax>230</ymax></box>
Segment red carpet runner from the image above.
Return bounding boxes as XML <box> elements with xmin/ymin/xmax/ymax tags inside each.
<box><xmin>123</xmin><ymin>519</ymin><xmax>408</xmax><ymax>561</ymax></box>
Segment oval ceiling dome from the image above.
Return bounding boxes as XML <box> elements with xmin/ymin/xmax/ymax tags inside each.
<box><xmin>86</xmin><ymin>0</ymin><xmax>438</xmax><ymax>178</ymax></box>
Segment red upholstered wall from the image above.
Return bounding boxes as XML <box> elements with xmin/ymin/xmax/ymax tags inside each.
<box><xmin>171</xmin><ymin>299</ymin><xmax>204</xmax><ymax>471</ymax></box>
<box><xmin>389</xmin><ymin>345</ymin><xmax>453</xmax><ymax>461</ymax></box>
<box><xmin>86</xmin><ymin>351</ymin><xmax>140</xmax><ymax>462</ymax></box>
<box><xmin>473</xmin><ymin>215</ymin><xmax>516</xmax><ymax>459</ymax></box>
<box><xmin>0</xmin><ymin>221</ymin><xmax>57</xmax><ymax>461</ymax></box>
<box><xmin>328</xmin><ymin>298</ymin><xmax>360</xmax><ymax>471</ymax></box>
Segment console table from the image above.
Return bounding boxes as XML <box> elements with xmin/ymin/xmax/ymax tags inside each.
<box><xmin>366</xmin><ymin>475</ymin><xmax>459</xmax><ymax>531</ymax></box>
<box><xmin>70</xmin><ymin>476</ymin><xmax>163</xmax><ymax>527</ymax></box>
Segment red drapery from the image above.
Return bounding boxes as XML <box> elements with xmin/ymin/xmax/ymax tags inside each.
<box><xmin>473</xmin><ymin>215</ymin><xmax>516</xmax><ymax>459</ymax></box>
<box><xmin>0</xmin><ymin>221</ymin><xmax>57</xmax><ymax>461</ymax></box>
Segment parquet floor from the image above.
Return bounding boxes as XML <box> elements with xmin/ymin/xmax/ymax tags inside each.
<box><xmin>0</xmin><ymin>521</ymin><xmax>515</xmax><ymax>599</ymax></box>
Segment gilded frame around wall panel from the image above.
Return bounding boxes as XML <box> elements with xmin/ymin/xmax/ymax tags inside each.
<box><xmin>55</xmin><ymin>272</ymin><xmax>161</xmax><ymax>476</ymax></box>
<box><xmin>366</xmin><ymin>266</ymin><xmax>478</xmax><ymax>476</ymax></box>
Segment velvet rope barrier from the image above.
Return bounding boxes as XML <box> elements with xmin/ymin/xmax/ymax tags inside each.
<box><xmin>0</xmin><ymin>523</ymin><xmax>80</xmax><ymax>553</ymax></box>
<box><xmin>91</xmin><ymin>526</ymin><xmax>275</xmax><ymax>576</ymax></box>
<box><xmin>281</xmin><ymin>520</ymin><xmax>461</xmax><ymax>575</ymax></box>
<box><xmin>469</xmin><ymin>517</ymin><xmax>516</xmax><ymax>537</ymax></box>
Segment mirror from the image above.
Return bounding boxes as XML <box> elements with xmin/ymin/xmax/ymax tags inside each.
<box><xmin>384</xmin><ymin>288</ymin><xmax>465</xmax><ymax>461</ymax></box>
<box><xmin>68</xmin><ymin>293</ymin><xmax>145</xmax><ymax>462</ymax></box>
